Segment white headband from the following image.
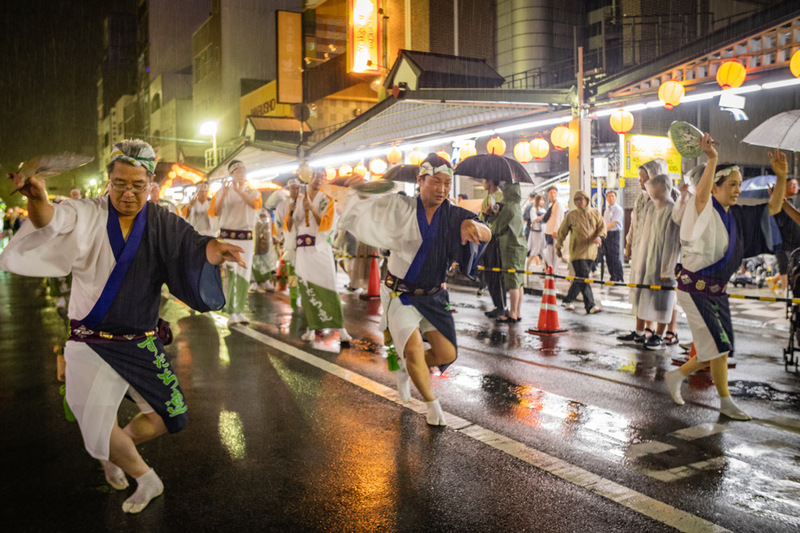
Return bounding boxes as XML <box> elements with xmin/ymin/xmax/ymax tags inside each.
<box><xmin>714</xmin><ymin>165</ymin><xmax>740</xmax><ymax>181</ymax></box>
<box><xmin>418</xmin><ymin>162</ymin><xmax>453</xmax><ymax>178</ymax></box>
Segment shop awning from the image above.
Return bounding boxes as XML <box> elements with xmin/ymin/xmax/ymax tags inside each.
<box><xmin>307</xmin><ymin>87</ymin><xmax>574</xmax><ymax>159</ymax></box>
<box><xmin>206</xmin><ymin>140</ymin><xmax>298</xmax><ymax>181</ymax></box>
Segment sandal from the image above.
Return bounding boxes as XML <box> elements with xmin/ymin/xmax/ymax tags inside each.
<box><xmin>664</xmin><ymin>331</ymin><xmax>679</xmax><ymax>346</ymax></box>
<box><xmin>496</xmin><ymin>315</ymin><xmax>518</xmax><ymax>323</ymax></box>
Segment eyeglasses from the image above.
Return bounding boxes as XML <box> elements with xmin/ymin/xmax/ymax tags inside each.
<box><xmin>108</xmin><ymin>180</ymin><xmax>150</xmax><ymax>194</ymax></box>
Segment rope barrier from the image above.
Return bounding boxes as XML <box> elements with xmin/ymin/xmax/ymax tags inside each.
<box><xmin>334</xmin><ymin>253</ymin><xmax>389</xmax><ymax>260</ymax></box>
<box><xmin>476</xmin><ymin>266</ymin><xmax>800</xmax><ymax>305</ymax></box>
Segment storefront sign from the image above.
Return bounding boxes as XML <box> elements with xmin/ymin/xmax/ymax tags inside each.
<box><xmin>240</xmin><ymin>81</ymin><xmax>293</xmax><ymax>126</ymax></box>
<box><xmin>622</xmin><ymin>134</ymin><xmax>682</xmax><ymax>178</ymax></box>
<box><xmin>348</xmin><ymin>0</ymin><xmax>381</xmax><ymax>74</ymax></box>
<box><xmin>277</xmin><ymin>11</ymin><xmax>303</xmax><ymax>104</ymax></box>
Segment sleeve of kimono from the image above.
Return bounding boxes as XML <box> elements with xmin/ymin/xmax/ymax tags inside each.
<box><xmin>155</xmin><ymin>209</ymin><xmax>224</xmax><ymax>312</ymax></box>
<box><xmin>661</xmin><ymin>219</ymin><xmax>681</xmax><ymax>280</ymax></box>
<box><xmin>338</xmin><ymin>192</ymin><xmax>415</xmax><ymax>249</ymax></box>
<box><xmin>318</xmin><ymin>194</ymin><xmax>336</xmax><ymax>233</ymax></box>
<box><xmin>451</xmin><ymin>205</ymin><xmax>488</xmax><ymax>280</ymax></box>
<box><xmin>251</xmin><ymin>190</ymin><xmax>263</xmax><ymax>211</ymax></box>
<box><xmin>739</xmin><ymin>204</ymin><xmax>773</xmax><ymax>258</ymax></box>
<box><xmin>0</xmin><ymin>200</ymin><xmax>84</xmax><ymax>277</ymax></box>
<box><xmin>680</xmin><ymin>198</ymin><xmax>714</xmax><ymax>244</ymax></box>
<box><xmin>672</xmin><ymin>193</ymin><xmax>691</xmax><ymax>225</ymax></box>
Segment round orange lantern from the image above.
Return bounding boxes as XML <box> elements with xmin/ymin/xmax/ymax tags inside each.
<box><xmin>387</xmin><ymin>147</ymin><xmax>403</xmax><ymax>165</ymax></box>
<box><xmin>436</xmin><ymin>150</ymin><xmax>451</xmax><ymax>162</ymax></box>
<box><xmin>791</xmin><ymin>50</ymin><xmax>800</xmax><ymax>78</ymax></box>
<box><xmin>338</xmin><ymin>164</ymin><xmax>353</xmax><ymax>177</ymax></box>
<box><xmin>459</xmin><ymin>143</ymin><xmax>477</xmax><ymax>159</ymax></box>
<box><xmin>658</xmin><ymin>79</ymin><xmax>684</xmax><ymax>109</ymax></box>
<box><xmin>609</xmin><ymin>109</ymin><xmax>634</xmax><ymax>134</ymax></box>
<box><xmin>354</xmin><ymin>163</ymin><xmax>368</xmax><ymax>177</ymax></box>
<box><xmin>550</xmin><ymin>125</ymin><xmax>572</xmax><ymax>150</ymax></box>
<box><xmin>369</xmin><ymin>158</ymin><xmax>387</xmax><ymax>175</ymax></box>
<box><xmin>168</xmin><ymin>170</ymin><xmax>177</xmax><ymax>179</ymax></box>
<box><xmin>716</xmin><ymin>60</ymin><xmax>746</xmax><ymax>90</ymax></box>
<box><xmin>529</xmin><ymin>137</ymin><xmax>550</xmax><ymax>161</ymax></box>
<box><xmin>486</xmin><ymin>136</ymin><xmax>507</xmax><ymax>156</ymax></box>
<box><xmin>408</xmin><ymin>149</ymin><xmax>425</xmax><ymax>166</ymax></box>
<box><xmin>325</xmin><ymin>167</ymin><xmax>337</xmax><ymax>180</ymax></box>
<box><xmin>513</xmin><ymin>141</ymin><xmax>532</xmax><ymax>163</ymax></box>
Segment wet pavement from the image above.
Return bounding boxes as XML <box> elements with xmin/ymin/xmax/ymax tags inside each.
<box><xmin>2</xmin><ymin>270</ymin><xmax>800</xmax><ymax>532</ymax></box>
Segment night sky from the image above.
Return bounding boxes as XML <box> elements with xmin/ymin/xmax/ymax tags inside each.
<box><xmin>0</xmin><ymin>1</ymin><xmax>115</xmax><ymax>171</ymax></box>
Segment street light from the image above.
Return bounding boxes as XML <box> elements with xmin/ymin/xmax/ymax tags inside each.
<box><xmin>199</xmin><ymin>121</ymin><xmax>218</xmax><ymax>168</ymax></box>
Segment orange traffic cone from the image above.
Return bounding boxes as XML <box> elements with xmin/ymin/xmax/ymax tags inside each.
<box><xmin>360</xmin><ymin>255</ymin><xmax>381</xmax><ymax>300</ymax></box>
<box><xmin>277</xmin><ymin>259</ymin><xmax>287</xmax><ymax>291</ymax></box>
<box><xmin>527</xmin><ymin>266</ymin><xmax>567</xmax><ymax>335</ymax></box>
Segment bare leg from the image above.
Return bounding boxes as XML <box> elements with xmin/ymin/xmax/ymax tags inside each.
<box><xmin>655</xmin><ymin>322</ymin><xmax>667</xmax><ymax>336</ymax></box>
<box><xmin>404</xmin><ymin>330</ymin><xmax>435</xmax><ymax>402</ymax></box>
<box><xmin>405</xmin><ymin>329</ymin><xmax>453</xmax><ymax>426</ymax></box>
<box><xmin>109</xmin><ymin>418</ymin><xmax>151</xmax><ymax>478</ymax></box>
<box><xmin>123</xmin><ymin>411</ymin><xmax>167</xmax><ymax>446</ymax></box>
<box><xmin>508</xmin><ymin>287</ymin><xmax>522</xmax><ymax>319</ymax></box>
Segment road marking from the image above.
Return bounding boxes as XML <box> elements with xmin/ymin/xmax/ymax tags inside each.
<box><xmin>671</xmin><ymin>423</ymin><xmax>730</xmax><ymax>441</ymax></box>
<box><xmin>227</xmin><ymin>318</ymin><xmax>731</xmax><ymax>533</ymax></box>
<box><xmin>625</xmin><ymin>441</ymin><xmax>676</xmax><ymax>459</ymax></box>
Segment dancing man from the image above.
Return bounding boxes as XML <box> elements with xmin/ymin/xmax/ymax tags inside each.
<box><xmin>339</xmin><ymin>154</ymin><xmax>490</xmax><ymax>426</ymax></box>
<box><xmin>0</xmin><ymin>139</ymin><xmax>244</xmax><ymax>513</ymax></box>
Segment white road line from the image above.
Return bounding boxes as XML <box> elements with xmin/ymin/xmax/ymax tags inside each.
<box><xmin>671</xmin><ymin>423</ymin><xmax>730</xmax><ymax>441</ymax></box>
<box><xmin>227</xmin><ymin>319</ymin><xmax>731</xmax><ymax>533</ymax></box>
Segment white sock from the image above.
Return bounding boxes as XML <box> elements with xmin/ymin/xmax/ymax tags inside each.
<box><xmin>339</xmin><ymin>329</ymin><xmax>352</xmax><ymax>343</ymax></box>
<box><xmin>100</xmin><ymin>459</ymin><xmax>128</xmax><ymax>490</ymax></box>
<box><xmin>635</xmin><ymin>330</ymin><xmax>644</xmax><ymax>336</ymax></box>
<box><xmin>395</xmin><ymin>358</ymin><xmax>411</xmax><ymax>402</ymax></box>
<box><xmin>665</xmin><ymin>369</ymin><xmax>685</xmax><ymax>406</ymax></box>
<box><xmin>122</xmin><ymin>468</ymin><xmax>164</xmax><ymax>514</ymax></box>
<box><xmin>301</xmin><ymin>329</ymin><xmax>315</xmax><ymax>341</ymax></box>
<box><xmin>425</xmin><ymin>399</ymin><xmax>447</xmax><ymax>426</ymax></box>
<box><xmin>720</xmin><ymin>395</ymin><xmax>751</xmax><ymax>421</ymax></box>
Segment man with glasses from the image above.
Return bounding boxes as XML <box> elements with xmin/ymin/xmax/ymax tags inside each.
<box><xmin>1</xmin><ymin>139</ymin><xmax>245</xmax><ymax>514</ymax></box>
<box><xmin>209</xmin><ymin>159</ymin><xmax>261</xmax><ymax>326</ymax></box>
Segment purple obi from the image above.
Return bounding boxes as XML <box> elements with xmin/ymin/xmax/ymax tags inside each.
<box><xmin>297</xmin><ymin>234</ymin><xmax>316</xmax><ymax>247</ymax></box>
<box><xmin>675</xmin><ymin>267</ymin><xmax>728</xmax><ymax>297</ymax></box>
<box><xmin>220</xmin><ymin>228</ymin><xmax>253</xmax><ymax>240</ymax></box>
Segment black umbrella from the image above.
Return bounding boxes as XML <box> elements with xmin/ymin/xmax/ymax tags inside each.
<box><xmin>382</xmin><ymin>164</ymin><xmax>420</xmax><ymax>183</ymax></box>
<box><xmin>453</xmin><ymin>154</ymin><xmax>533</xmax><ymax>184</ymax></box>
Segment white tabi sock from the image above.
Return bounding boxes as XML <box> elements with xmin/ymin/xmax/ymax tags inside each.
<box><xmin>395</xmin><ymin>357</ymin><xmax>411</xmax><ymax>402</ymax></box>
<box><xmin>425</xmin><ymin>399</ymin><xmax>447</xmax><ymax>426</ymax></box>
<box><xmin>100</xmin><ymin>459</ymin><xmax>128</xmax><ymax>490</ymax></box>
<box><xmin>664</xmin><ymin>369</ymin><xmax>685</xmax><ymax>406</ymax></box>
<box><xmin>122</xmin><ymin>468</ymin><xmax>164</xmax><ymax>514</ymax></box>
<box><xmin>339</xmin><ymin>329</ymin><xmax>353</xmax><ymax>343</ymax></box>
<box><xmin>301</xmin><ymin>329</ymin><xmax>316</xmax><ymax>342</ymax></box>
<box><xmin>720</xmin><ymin>395</ymin><xmax>751</xmax><ymax>421</ymax></box>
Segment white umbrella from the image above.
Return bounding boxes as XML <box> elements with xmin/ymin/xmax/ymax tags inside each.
<box><xmin>742</xmin><ymin>109</ymin><xmax>800</xmax><ymax>151</ymax></box>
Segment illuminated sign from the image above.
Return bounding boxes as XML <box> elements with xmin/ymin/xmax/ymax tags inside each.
<box><xmin>348</xmin><ymin>0</ymin><xmax>381</xmax><ymax>74</ymax></box>
<box><xmin>277</xmin><ymin>11</ymin><xmax>303</xmax><ymax>104</ymax></box>
<box><xmin>622</xmin><ymin>134</ymin><xmax>682</xmax><ymax>179</ymax></box>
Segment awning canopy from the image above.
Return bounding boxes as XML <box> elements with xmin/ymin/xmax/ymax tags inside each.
<box><xmin>206</xmin><ymin>140</ymin><xmax>298</xmax><ymax>181</ymax></box>
<box><xmin>307</xmin><ymin>87</ymin><xmax>574</xmax><ymax>159</ymax></box>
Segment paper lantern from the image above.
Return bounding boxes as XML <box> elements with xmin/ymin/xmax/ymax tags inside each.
<box><xmin>408</xmin><ymin>149</ymin><xmax>425</xmax><ymax>165</ymax></box>
<box><xmin>529</xmin><ymin>137</ymin><xmax>550</xmax><ymax>161</ymax></box>
<box><xmin>513</xmin><ymin>141</ymin><xmax>532</xmax><ymax>163</ymax></box>
<box><xmin>338</xmin><ymin>164</ymin><xmax>353</xmax><ymax>177</ymax></box>
<box><xmin>325</xmin><ymin>167</ymin><xmax>337</xmax><ymax>180</ymax></box>
<box><xmin>486</xmin><ymin>136</ymin><xmax>507</xmax><ymax>156</ymax></box>
<box><xmin>354</xmin><ymin>163</ymin><xmax>368</xmax><ymax>177</ymax></box>
<box><xmin>460</xmin><ymin>144</ymin><xmax>477</xmax><ymax>159</ymax></box>
<box><xmin>609</xmin><ymin>109</ymin><xmax>634</xmax><ymax>134</ymax></box>
<box><xmin>436</xmin><ymin>150</ymin><xmax>451</xmax><ymax>162</ymax></box>
<box><xmin>658</xmin><ymin>79</ymin><xmax>684</xmax><ymax>109</ymax></box>
<box><xmin>550</xmin><ymin>126</ymin><xmax>571</xmax><ymax>150</ymax></box>
<box><xmin>387</xmin><ymin>147</ymin><xmax>403</xmax><ymax>165</ymax></box>
<box><xmin>168</xmin><ymin>170</ymin><xmax>177</xmax><ymax>179</ymax></box>
<box><xmin>791</xmin><ymin>50</ymin><xmax>800</xmax><ymax>78</ymax></box>
<box><xmin>369</xmin><ymin>158</ymin><xmax>387</xmax><ymax>175</ymax></box>
<box><xmin>716</xmin><ymin>60</ymin><xmax>746</xmax><ymax>90</ymax></box>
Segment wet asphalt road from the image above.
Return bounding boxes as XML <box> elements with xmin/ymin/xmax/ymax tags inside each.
<box><xmin>2</xmin><ymin>270</ymin><xmax>799</xmax><ymax>532</ymax></box>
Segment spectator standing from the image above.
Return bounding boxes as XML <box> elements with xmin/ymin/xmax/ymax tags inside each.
<box><xmin>543</xmin><ymin>186</ymin><xmax>564</xmax><ymax>272</ymax></box>
<box><xmin>184</xmin><ymin>181</ymin><xmax>216</xmax><ymax>237</ymax></box>
<box><xmin>494</xmin><ymin>182</ymin><xmax>527</xmax><ymax>322</ymax></box>
<box><xmin>774</xmin><ymin>177</ymin><xmax>800</xmax><ymax>294</ymax></box>
<box><xmin>479</xmin><ymin>179</ymin><xmax>506</xmax><ymax>317</ymax></box>
<box><xmin>556</xmin><ymin>190</ymin><xmax>605</xmax><ymax>314</ymax></box>
<box><xmin>602</xmin><ymin>190</ymin><xmax>624</xmax><ymax>282</ymax></box>
<box><xmin>526</xmin><ymin>193</ymin><xmax>547</xmax><ymax>271</ymax></box>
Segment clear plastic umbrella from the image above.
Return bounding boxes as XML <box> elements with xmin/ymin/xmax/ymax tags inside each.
<box><xmin>742</xmin><ymin>110</ymin><xmax>800</xmax><ymax>151</ymax></box>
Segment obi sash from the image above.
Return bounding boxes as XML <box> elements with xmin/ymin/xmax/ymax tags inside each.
<box><xmin>675</xmin><ymin>267</ymin><xmax>728</xmax><ymax>297</ymax></box>
<box><xmin>297</xmin><ymin>234</ymin><xmax>316</xmax><ymax>247</ymax></box>
<box><xmin>385</xmin><ymin>271</ymin><xmax>443</xmax><ymax>296</ymax></box>
<box><xmin>220</xmin><ymin>228</ymin><xmax>253</xmax><ymax>240</ymax></box>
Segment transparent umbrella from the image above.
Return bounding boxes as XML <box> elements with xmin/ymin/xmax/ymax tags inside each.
<box><xmin>742</xmin><ymin>110</ymin><xmax>800</xmax><ymax>151</ymax></box>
